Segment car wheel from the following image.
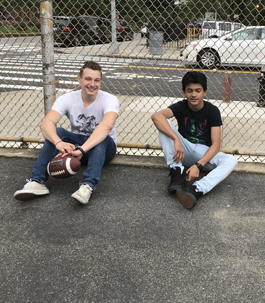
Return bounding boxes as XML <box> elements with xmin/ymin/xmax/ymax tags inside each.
<box><xmin>73</xmin><ymin>36</ymin><xmax>80</xmax><ymax>47</ymax></box>
<box><xmin>198</xmin><ymin>49</ymin><xmax>219</xmax><ymax>69</ymax></box>
<box><xmin>128</xmin><ymin>32</ymin><xmax>133</xmax><ymax>41</ymax></box>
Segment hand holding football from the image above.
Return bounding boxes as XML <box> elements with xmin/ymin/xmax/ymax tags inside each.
<box><xmin>47</xmin><ymin>155</ymin><xmax>81</xmax><ymax>179</ymax></box>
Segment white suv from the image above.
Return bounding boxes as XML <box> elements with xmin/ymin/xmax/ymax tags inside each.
<box><xmin>198</xmin><ymin>20</ymin><xmax>242</xmax><ymax>39</ymax></box>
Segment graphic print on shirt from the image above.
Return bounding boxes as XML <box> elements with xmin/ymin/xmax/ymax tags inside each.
<box><xmin>181</xmin><ymin>117</ymin><xmax>208</xmax><ymax>144</ymax></box>
<box><xmin>73</xmin><ymin>114</ymin><xmax>99</xmax><ymax>135</ymax></box>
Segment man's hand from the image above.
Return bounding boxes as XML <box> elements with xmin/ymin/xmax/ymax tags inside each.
<box><xmin>186</xmin><ymin>165</ymin><xmax>200</xmax><ymax>182</ymax></box>
<box><xmin>55</xmin><ymin>141</ymin><xmax>75</xmax><ymax>156</ymax></box>
<box><xmin>72</xmin><ymin>149</ymin><xmax>83</xmax><ymax>161</ymax></box>
<box><xmin>173</xmin><ymin>140</ymin><xmax>184</xmax><ymax>163</ymax></box>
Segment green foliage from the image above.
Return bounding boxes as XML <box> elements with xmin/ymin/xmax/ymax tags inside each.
<box><xmin>0</xmin><ymin>0</ymin><xmax>264</xmax><ymax>36</ymax></box>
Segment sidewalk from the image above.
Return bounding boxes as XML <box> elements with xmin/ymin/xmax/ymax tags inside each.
<box><xmin>55</xmin><ymin>33</ymin><xmax>184</xmax><ymax>60</ymax></box>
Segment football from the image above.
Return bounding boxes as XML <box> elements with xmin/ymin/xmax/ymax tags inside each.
<box><xmin>47</xmin><ymin>155</ymin><xmax>81</xmax><ymax>179</ymax></box>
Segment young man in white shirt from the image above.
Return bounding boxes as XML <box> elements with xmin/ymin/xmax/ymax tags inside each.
<box><xmin>14</xmin><ymin>61</ymin><xmax>119</xmax><ymax>205</ymax></box>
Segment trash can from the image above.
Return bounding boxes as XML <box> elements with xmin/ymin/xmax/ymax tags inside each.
<box><xmin>257</xmin><ymin>73</ymin><xmax>265</xmax><ymax>107</ymax></box>
<box><xmin>149</xmin><ymin>30</ymin><xmax>163</xmax><ymax>55</ymax></box>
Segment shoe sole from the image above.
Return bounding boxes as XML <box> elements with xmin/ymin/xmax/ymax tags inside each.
<box><xmin>71</xmin><ymin>193</ymin><xmax>89</xmax><ymax>205</ymax></box>
<box><xmin>168</xmin><ymin>183</ymin><xmax>185</xmax><ymax>193</ymax></box>
<box><xmin>168</xmin><ymin>180</ymin><xmax>187</xmax><ymax>193</ymax></box>
<box><xmin>14</xmin><ymin>191</ymin><xmax>49</xmax><ymax>201</ymax></box>
<box><xmin>176</xmin><ymin>189</ymin><xmax>197</xmax><ymax>209</ymax></box>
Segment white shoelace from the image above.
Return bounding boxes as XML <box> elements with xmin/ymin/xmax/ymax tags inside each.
<box><xmin>80</xmin><ymin>184</ymin><xmax>92</xmax><ymax>193</ymax></box>
<box><xmin>24</xmin><ymin>179</ymin><xmax>33</xmax><ymax>188</ymax></box>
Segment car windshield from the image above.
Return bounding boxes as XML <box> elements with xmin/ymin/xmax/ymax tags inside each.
<box><xmin>54</xmin><ymin>18</ymin><xmax>70</xmax><ymax>27</ymax></box>
<box><xmin>82</xmin><ymin>16</ymin><xmax>98</xmax><ymax>26</ymax></box>
<box><xmin>232</xmin><ymin>28</ymin><xmax>260</xmax><ymax>40</ymax></box>
<box><xmin>203</xmin><ymin>22</ymin><xmax>216</xmax><ymax>29</ymax></box>
<box><xmin>262</xmin><ymin>29</ymin><xmax>265</xmax><ymax>40</ymax></box>
<box><xmin>219</xmin><ymin>23</ymin><xmax>231</xmax><ymax>31</ymax></box>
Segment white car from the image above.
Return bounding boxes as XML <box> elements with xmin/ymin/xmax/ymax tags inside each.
<box><xmin>198</xmin><ymin>20</ymin><xmax>242</xmax><ymax>39</ymax></box>
<box><xmin>182</xmin><ymin>26</ymin><xmax>265</xmax><ymax>68</ymax></box>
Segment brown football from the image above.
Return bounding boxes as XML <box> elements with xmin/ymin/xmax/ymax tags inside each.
<box><xmin>47</xmin><ymin>155</ymin><xmax>81</xmax><ymax>179</ymax></box>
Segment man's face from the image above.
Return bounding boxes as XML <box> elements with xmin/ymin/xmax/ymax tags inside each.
<box><xmin>183</xmin><ymin>83</ymin><xmax>206</xmax><ymax>111</ymax></box>
<box><xmin>78</xmin><ymin>68</ymin><xmax>101</xmax><ymax>98</ymax></box>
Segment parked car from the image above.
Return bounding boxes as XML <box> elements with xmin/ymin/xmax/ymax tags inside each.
<box><xmin>182</xmin><ymin>26</ymin><xmax>265</xmax><ymax>68</ymax></box>
<box><xmin>197</xmin><ymin>20</ymin><xmax>242</xmax><ymax>39</ymax></box>
<box><xmin>94</xmin><ymin>19</ymin><xmax>134</xmax><ymax>42</ymax></box>
<box><xmin>54</xmin><ymin>15</ymin><xmax>110</xmax><ymax>46</ymax></box>
<box><xmin>116</xmin><ymin>20</ymin><xmax>134</xmax><ymax>41</ymax></box>
<box><xmin>53</xmin><ymin>16</ymin><xmax>72</xmax><ymax>45</ymax></box>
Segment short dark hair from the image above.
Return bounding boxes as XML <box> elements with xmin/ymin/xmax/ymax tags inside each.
<box><xmin>182</xmin><ymin>71</ymin><xmax>207</xmax><ymax>92</ymax></box>
<box><xmin>79</xmin><ymin>61</ymin><xmax>102</xmax><ymax>78</ymax></box>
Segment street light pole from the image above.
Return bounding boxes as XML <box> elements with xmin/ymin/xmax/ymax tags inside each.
<box><xmin>109</xmin><ymin>0</ymin><xmax>119</xmax><ymax>54</ymax></box>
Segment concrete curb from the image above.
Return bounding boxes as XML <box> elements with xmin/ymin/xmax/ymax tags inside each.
<box><xmin>1</xmin><ymin>147</ymin><xmax>265</xmax><ymax>175</ymax></box>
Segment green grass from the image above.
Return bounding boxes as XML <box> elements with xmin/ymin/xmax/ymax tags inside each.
<box><xmin>0</xmin><ymin>24</ymin><xmax>39</xmax><ymax>34</ymax></box>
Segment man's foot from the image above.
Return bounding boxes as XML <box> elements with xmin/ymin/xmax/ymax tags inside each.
<box><xmin>176</xmin><ymin>185</ymin><xmax>203</xmax><ymax>209</ymax></box>
<box><xmin>14</xmin><ymin>179</ymin><xmax>50</xmax><ymax>201</ymax></box>
<box><xmin>167</xmin><ymin>167</ymin><xmax>187</xmax><ymax>192</ymax></box>
<box><xmin>71</xmin><ymin>184</ymin><xmax>93</xmax><ymax>205</ymax></box>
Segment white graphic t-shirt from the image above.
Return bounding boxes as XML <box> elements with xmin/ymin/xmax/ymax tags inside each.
<box><xmin>51</xmin><ymin>90</ymin><xmax>119</xmax><ymax>143</ymax></box>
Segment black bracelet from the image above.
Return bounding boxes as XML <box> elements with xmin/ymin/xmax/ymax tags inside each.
<box><xmin>75</xmin><ymin>145</ymin><xmax>86</xmax><ymax>156</ymax></box>
<box><xmin>195</xmin><ymin>162</ymin><xmax>204</xmax><ymax>171</ymax></box>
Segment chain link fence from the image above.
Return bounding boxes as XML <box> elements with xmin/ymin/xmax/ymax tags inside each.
<box><xmin>0</xmin><ymin>0</ymin><xmax>265</xmax><ymax>162</ymax></box>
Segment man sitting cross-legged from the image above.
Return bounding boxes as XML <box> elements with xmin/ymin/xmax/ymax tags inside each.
<box><xmin>151</xmin><ymin>71</ymin><xmax>238</xmax><ymax>209</ymax></box>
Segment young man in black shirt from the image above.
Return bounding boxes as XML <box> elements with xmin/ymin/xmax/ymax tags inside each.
<box><xmin>151</xmin><ymin>71</ymin><xmax>238</xmax><ymax>209</ymax></box>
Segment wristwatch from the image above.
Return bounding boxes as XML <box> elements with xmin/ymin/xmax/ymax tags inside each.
<box><xmin>75</xmin><ymin>145</ymin><xmax>86</xmax><ymax>156</ymax></box>
<box><xmin>195</xmin><ymin>162</ymin><xmax>204</xmax><ymax>171</ymax></box>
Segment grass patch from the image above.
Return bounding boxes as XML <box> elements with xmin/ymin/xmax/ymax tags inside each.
<box><xmin>0</xmin><ymin>24</ymin><xmax>39</xmax><ymax>34</ymax></box>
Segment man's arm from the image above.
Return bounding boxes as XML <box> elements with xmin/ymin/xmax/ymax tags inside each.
<box><xmin>186</xmin><ymin>126</ymin><xmax>221</xmax><ymax>182</ymax></box>
<box><xmin>71</xmin><ymin>111</ymin><xmax>118</xmax><ymax>159</ymax></box>
<box><xmin>40</xmin><ymin>109</ymin><xmax>76</xmax><ymax>154</ymax></box>
<box><xmin>151</xmin><ymin>108</ymin><xmax>184</xmax><ymax>163</ymax></box>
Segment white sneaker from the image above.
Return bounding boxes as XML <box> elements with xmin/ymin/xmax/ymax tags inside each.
<box><xmin>71</xmin><ymin>184</ymin><xmax>93</xmax><ymax>205</ymax></box>
<box><xmin>14</xmin><ymin>179</ymin><xmax>50</xmax><ymax>201</ymax></box>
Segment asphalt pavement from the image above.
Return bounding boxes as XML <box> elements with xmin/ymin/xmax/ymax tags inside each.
<box><xmin>1</xmin><ymin>153</ymin><xmax>265</xmax><ymax>303</ymax></box>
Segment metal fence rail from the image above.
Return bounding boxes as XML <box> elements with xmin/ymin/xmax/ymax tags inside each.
<box><xmin>0</xmin><ymin>0</ymin><xmax>265</xmax><ymax>163</ymax></box>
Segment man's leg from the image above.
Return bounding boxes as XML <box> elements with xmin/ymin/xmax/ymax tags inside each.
<box><xmin>158</xmin><ymin>119</ymin><xmax>196</xmax><ymax>193</ymax></box>
<box><xmin>71</xmin><ymin>135</ymin><xmax>116</xmax><ymax>204</ymax></box>
<box><xmin>193</xmin><ymin>147</ymin><xmax>238</xmax><ymax>195</ymax></box>
<box><xmin>14</xmin><ymin>128</ymin><xmax>86</xmax><ymax>200</ymax></box>
<box><xmin>177</xmin><ymin>143</ymin><xmax>238</xmax><ymax>209</ymax></box>
<box><xmin>158</xmin><ymin>119</ymin><xmax>195</xmax><ymax>170</ymax></box>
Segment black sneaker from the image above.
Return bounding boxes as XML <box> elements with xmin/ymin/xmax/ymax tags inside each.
<box><xmin>167</xmin><ymin>167</ymin><xmax>187</xmax><ymax>193</ymax></box>
<box><xmin>176</xmin><ymin>185</ymin><xmax>203</xmax><ymax>209</ymax></box>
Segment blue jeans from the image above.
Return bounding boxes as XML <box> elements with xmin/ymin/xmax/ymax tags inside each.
<box><xmin>31</xmin><ymin>127</ymin><xmax>117</xmax><ymax>191</ymax></box>
<box><xmin>158</xmin><ymin>120</ymin><xmax>238</xmax><ymax>194</ymax></box>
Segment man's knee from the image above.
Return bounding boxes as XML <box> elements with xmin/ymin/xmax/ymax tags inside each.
<box><xmin>229</xmin><ymin>155</ymin><xmax>238</xmax><ymax>169</ymax></box>
<box><xmin>221</xmin><ymin>154</ymin><xmax>238</xmax><ymax>169</ymax></box>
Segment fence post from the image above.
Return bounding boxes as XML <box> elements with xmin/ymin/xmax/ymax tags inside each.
<box><xmin>109</xmin><ymin>0</ymin><xmax>119</xmax><ymax>54</ymax></box>
<box><xmin>223</xmin><ymin>72</ymin><xmax>232</xmax><ymax>103</ymax></box>
<box><xmin>40</xmin><ymin>0</ymin><xmax>56</xmax><ymax>115</ymax></box>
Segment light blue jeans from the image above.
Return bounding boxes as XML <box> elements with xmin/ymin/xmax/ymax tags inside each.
<box><xmin>31</xmin><ymin>127</ymin><xmax>117</xmax><ymax>191</ymax></box>
<box><xmin>158</xmin><ymin>120</ymin><xmax>238</xmax><ymax>194</ymax></box>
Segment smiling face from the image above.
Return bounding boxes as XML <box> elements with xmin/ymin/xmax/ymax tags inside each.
<box><xmin>183</xmin><ymin>83</ymin><xmax>207</xmax><ymax>111</ymax></box>
<box><xmin>78</xmin><ymin>68</ymin><xmax>101</xmax><ymax>100</ymax></box>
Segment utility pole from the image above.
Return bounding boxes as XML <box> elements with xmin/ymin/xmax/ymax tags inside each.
<box><xmin>109</xmin><ymin>0</ymin><xmax>119</xmax><ymax>54</ymax></box>
<box><xmin>40</xmin><ymin>0</ymin><xmax>56</xmax><ymax>114</ymax></box>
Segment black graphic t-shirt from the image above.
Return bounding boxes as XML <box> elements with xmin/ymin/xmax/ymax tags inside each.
<box><xmin>169</xmin><ymin>99</ymin><xmax>222</xmax><ymax>147</ymax></box>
